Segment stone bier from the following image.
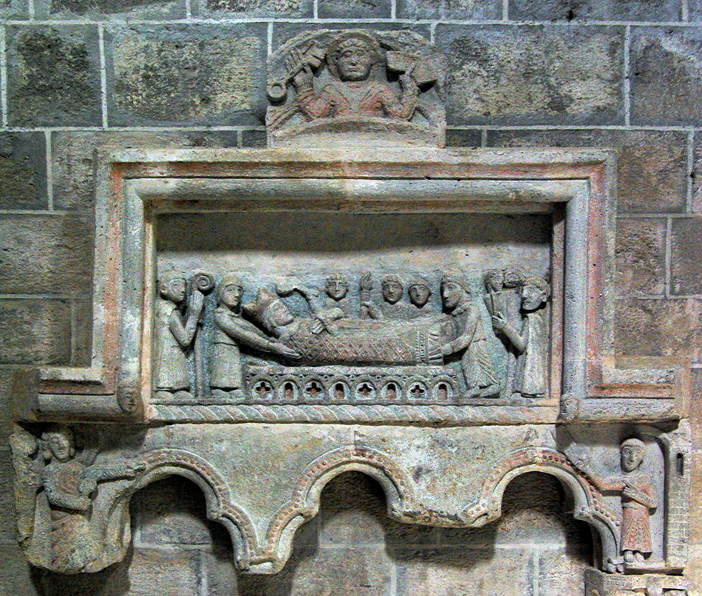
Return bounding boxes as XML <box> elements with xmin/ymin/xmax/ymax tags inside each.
<box><xmin>7</xmin><ymin>27</ymin><xmax>695</xmax><ymax>596</ymax></box>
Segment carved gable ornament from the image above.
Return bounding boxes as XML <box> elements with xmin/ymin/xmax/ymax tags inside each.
<box><xmin>10</xmin><ymin>29</ymin><xmax>694</xmax><ymax>595</ymax></box>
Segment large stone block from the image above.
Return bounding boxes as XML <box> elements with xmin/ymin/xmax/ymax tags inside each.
<box><xmin>615</xmin><ymin>298</ymin><xmax>702</xmax><ymax>363</ymax></box>
<box><xmin>616</xmin><ymin>218</ymin><xmax>667</xmax><ymax>297</ymax></box>
<box><xmin>435</xmin><ymin>25</ymin><xmax>624</xmax><ymax>125</ymax></box>
<box><xmin>0</xmin><ymin>299</ymin><xmax>71</xmax><ymax>365</ymax></box>
<box><xmin>0</xmin><ymin>371</ymin><xmax>14</xmax><ymax>444</ymax></box>
<box><xmin>122</xmin><ymin>548</ymin><xmax>201</xmax><ymax>596</ymax></box>
<box><xmin>318</xmin><ymin>0</ymin><xmax>390</xmax><ymax>18</ymax></box>
<box><xmin>238</xmin><ymin>546</ymin><xmax>393</xmax><ymax>596</ymax></box>
<box><xmin>34</xmin><ymin>0</ymin><xmax>186</xmax><ymax>19</ymax></box>
<box><xmin>689</xmin><ymin>443</ymin><xmax>702</xmax><ymax>543</ymax></box>
<box><xmin>509</xmin><ymin>0</ymin><xmax>682</xmax><ymax>21</ymax></box>
<box><xmin>0</xmin><ymin>0</ymin><xmax>30</xmax><ymax>20</ymax></box>
<box><xmin>0</xmin><ymin>447</ymin><xmax>15</xmax><ymax>543</ymax></box>
<box><xmin>106</xmin><ymin>24</ymin><xmax>267</xmax><ymax>127</ymax></box>
<box><xmin>395</xmin><ymin>547</ymin><xmax>532</xmax><ymax>596</ymax></box>
<box><xmin>397</xmin><ymin>0</ymin><xmax>501</xmax><ymax>19</ymax></box>
<box><xmin>191</xmin><ymin>0</ymin><xmax>312</xmax><ymax>18</ymax></box>
<box><xmin>488</xmin><ymin>129</ymin><xmax>687</xmax><ymax>213</ymax></box>
<box><xmin>52</xmin><ymin>131</ymin><xmax>238</xmax><ymax>211</ymax></box>
<box><xmin>671</xmin><ymin>218</ymin><xmax>702</xmax><ymax>295</ymax></box>
<box><xmin>0</xmin><ymin>215</ymin><xmax>93</xmax><ymax>297</ymax></box>
<box><xmin>6</xmin><ymin>25</ymin><xmax>102</xmax><ymax>127</ymax></box>
<box><xmin>71</xmin><ymin>299</ymin><xmax>92</xmax><ymax>366</ymax></box>
<box><xmin>445</xmin><ymin>128</ymin><xmax>482</xmax><ymax>147</ymax></box>
<box><xmin>631</xmin><ymin>28</ymin><xmax>702</xmax><ymax>126</ymax></box>
<box><xmin>134</xmin><ymin>476</ymin><xmax>217</xmax><ymax>547</ymax></box>
<box><xmin>0</xmin><ymin>133</ymin><xmax>47</xmax><ymax>211</ymax></box>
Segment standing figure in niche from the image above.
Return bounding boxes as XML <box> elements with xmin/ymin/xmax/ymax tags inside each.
<box><xmin>360</xmin><ymin>273</ymin><xmax>409</xmax><ymax>320</ymax></box>
<box><xmin>290</xmin><ymin>30</ymin><xmax>419</xmax><ymax>121</ymax></box>
<box><xmin>491</xmin><ymin>276</ymin><xmax>550</xmax><ymax>398</ymax></box>
<box><xmin>590</xmin><ymin>438</ymin><xmax>658</xmax><ymax>566</ymax></box>
<box><xmin>211</xmin><ymin>274</ymin><xmax>300</xmax><ymax>392</ymax></box>
<box><xmin>440</xmin><ymin>271</ymin><xmax>498</xmax><ymax>397</ymax></box>
<box><xmin>153</xmin><ymin>272</ymin><xmax>204</xmax><ymax>392</ymax></box>
<box><xmin>39</xmin><ymin>426</ymin><xmax>144</xmax><ymax>572</ymax></box>
<box><xmin>407</xmin><ymin>276</ymin><xmax>434</xmax><ymax>318</ymax></box>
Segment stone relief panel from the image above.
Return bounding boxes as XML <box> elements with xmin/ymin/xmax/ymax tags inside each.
<box><xmin>266</xmin><ymin>29</ymin><xmax>446</xmax><ymax>147</ymax></box>
<box><xmin>153</xmin><ymin>212</ymin><xmax>553</xmax><ymax>406</ymax></box>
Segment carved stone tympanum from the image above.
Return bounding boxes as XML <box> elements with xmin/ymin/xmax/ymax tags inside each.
<box><xmin>8</xmin><ymin>27</ymin><xmax>694</xmax><ymax>596</ymax></box>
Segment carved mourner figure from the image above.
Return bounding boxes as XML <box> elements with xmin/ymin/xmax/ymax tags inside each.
<box><xmin>28</xmin><ymin>426</ymin><xmax>143</xmax><ymax>572</ymax></box>
<box><xmin>440</xmin><ymin>271</ymin><xmax>498</xmax><ymax>397</ymax></box>
<box><xmin>407</xmin><ymin>276</ymin><xmax>434</xmax><ymax>318</ymax></box>
<box><xmin>211</xmin><ymin>274</ymin><xmax>300</xmax><ymax>391</ymax></box>
<box><xmin>154</xmin><ymin>272</ymin><xmax>204</xmax><ymax>392</ymax></box>
<box><xmin>485</xmin><ymin>267</ymin><xmax>525</xmax><ymax>397</ymax></box>
<box><xmin>360</xmin><ymin>273</ymin><xmax>409</xmax><ymax>320</ymax></box>
<box><xmin>290</xmin><ymin>30</ymin><xmax>420</xmax><ymax>121</ymax></box>
<box><xmin>324</xmin><ymin>273</ymin><xmax>353</xmax><ymax>317</ymax></box>
<box><xmin>590</xmin><ymin>438</ymin><xmax>658</xmax><ymax>567</ymax></box>
<box><xmin>492</xmin><ymin>276</ymin><xmax>550</xmax><ymax>398</ymax></box>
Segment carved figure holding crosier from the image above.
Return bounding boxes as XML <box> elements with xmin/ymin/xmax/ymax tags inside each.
<box><xmin>154</xmin><ymin>271</ymin><xmax>204</xmax><ymax>392</ymax></box>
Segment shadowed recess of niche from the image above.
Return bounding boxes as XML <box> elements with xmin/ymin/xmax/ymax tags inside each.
<box><xmin>237</xmin><ymin>471</ymin><xmax>594</xmax><ymax>596</ymax></box>
<box><xmin>156</xmin><ymin>212</ymin><xmax>551</xmax><ymax>254</ymax></box>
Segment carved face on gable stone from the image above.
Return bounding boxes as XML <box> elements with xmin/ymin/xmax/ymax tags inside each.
<box><xmin>409</xmin><ymin>282</ymin><xmax>431</xmax><ymax>308</ymax></box>
<box><xmin>441</xmin><ymin>279</ymin><xmax>466</xmax><ymax>310</ymax></box>
<box><xmin>325</xmin><ymin>275</ymin><xmax>349</xmax><ymax>300</ymax></box>
<box><xmin>160</xmin><ymin>274</ymin><xmax>186</xmax><ymax>304</ymax></box>
<box><xmin>381</xmin><ymin>276</ymin><xmax>404</xmax><ymax>304</ymax></box>
<box><xmin>219</xmin><ymin>281</ymin><xmax>244</xmax><ymax>309</ymax></box>
<box><xmin>621</xmin><ymin>439</ymin><xmax>646</xmax><ymax>473</ymax></box>
<box><xmin>42</xmin><ymin>429</ymin><xmax>74</xmax><ymax>463</ymax></box>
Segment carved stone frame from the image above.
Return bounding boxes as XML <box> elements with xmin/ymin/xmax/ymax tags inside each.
<box><xmin>12</xmin><ymin>147</ymin><xmax>687</xmax><ymax>425</ymax></box>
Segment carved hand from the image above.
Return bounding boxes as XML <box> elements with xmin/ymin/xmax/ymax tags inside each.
<box><xmin>399</xmin><ymin>73</ymin><xmax>420</xmax><ymax>96</ymax></box>
<box><xmin>491</xmin><ymin>314</ymin><xmax>509</xmax><ymax>332</ymax></box>
<box><xmin>287</xmin><ymin>49</ymin><xmax>313</xmax><ymax>89</ymax></box>
<box><xmin>273</xmin><ymin>343</ymin><xmax>301</xmax><ymax>360</ymax></box>
<box><xmin>188</xmin><ymin>288</ymin><xmax>205</xmax><ymax>316</ymax></box>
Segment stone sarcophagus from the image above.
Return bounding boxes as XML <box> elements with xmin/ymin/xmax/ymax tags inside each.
<box><xmin>10</xmin><ymin>29</ymin><xmax>694</xmax><ymax>595</ymax></box>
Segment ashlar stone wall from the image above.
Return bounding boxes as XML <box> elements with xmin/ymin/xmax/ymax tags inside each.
<box><xmin>1</xmin><ymin>0</ymin><xmax>702</xmax><ymax>595</ymax></box>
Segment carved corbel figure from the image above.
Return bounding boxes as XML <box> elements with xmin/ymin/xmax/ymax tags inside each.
<box><xmin>440</xmin><ymin>271</ymin><xmax>498</xmax><ymax>397</ymax></box>
<box><xmin>153</xmin><ymin>271</ymin><xmax>204</xmax><ymax>393</ymax></box>
<box><xmin>11</xmin><ymin>426</ymin><xmax>144</xmax><ymax>573</ymax></box>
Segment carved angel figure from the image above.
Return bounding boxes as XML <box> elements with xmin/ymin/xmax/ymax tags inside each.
<box><xmin>290</xmin><ymin>30</ymin><xmax>419</xmax><ymax>121</ymax></box>
<box><xmin>11</xmin><ymin>426</ymin><xmax>144</xmax><ymax>573</ymax></box>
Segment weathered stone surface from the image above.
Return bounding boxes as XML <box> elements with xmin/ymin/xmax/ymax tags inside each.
<box><xmin>397</xmin><ymin>0</ymin><xmax>501</xmax><ymax>19</ymax></box>
<box><xmin>631</xmin><ymin>28</ymin><xmax>702</xmax><ymax>125</ymax></box>
<box><xmin>0</xmin><ymin>300</ymin><xmax>71</xmax><ymax>365</ymax></box>
<box><xmin>0</xmin><ymin>371</ymin><xmax>14</xmax><ymax>443</ymax></box>
<box><xmin>690</xmin><ymin>0</ymin><xmax>702</xmax><ymax>21</ymax></box>
<box><xmin>106</xmin><ymin>24</ymin><xmax>267</xmax><ymax>126</ymax></box>
<box><xmin>537</xmin><ymin>551</ymin><xmax>590</xmax><ymax>596</ymax></box>
<box><xmin>0</xmin><ymin>0</ymin><xmax>30</xmax><ymax>20</ymax></box>
<box><xmin>435</xmin><ymin>25</ymin><xmax>624</xmax><ymax>125</ymax></box>
<box><xmin>0</xmin><ymin>447</ymin><xmax>15</xmax><ymax>543</ymax></box>
<box><xmin>616</xmin><ymin>218</ymin><xmax>667</xmax><ymax>297</ymax></box>
<box><xmin>615</xmin><ymin>298</ymin><xmax>702</xmax><ymax>363</ymax></box>
<box><xmin>272</xmin><ymin>21</ymin><xmax>430</xmax><ymax>49</ymax></box>
<box><xmin>71</xmin><ymin>299</ymin><xmax>92</xmax><ymax>366</ymax></box>
<box><xmin>0</xmin><ymin>216</ymin><xmax>93</xmax><ymax>296</ymax></box>
<box><xmin>395</xmin><ymin>547</ymin><xmax>532</xmax><ymax>596</ymax></box>
<box><xmin>239</xmin><ymin>546</ymin><xmax>394</xmax><ymax>595</ymax></box>
<box><xmin>509</xmin><ymin>0</ymin><xmax>683</xmax><ymax>21</ymax></box>
<box><xmin>192</xmin><ymin>0</ymin><xmax>312</xmax><ymax>17</ymax></box>
<box><xmin>318</xmin><ymin>0</ymin><xmax>390</xmax><ymax>18</ymax></box>
<box><xmin>241</xmin><ymin>129</ymin><xmax>267</xmax><ymax>147</ymax></box>
<box><xmin>52</xmin><ymin>131</ymin><xmax>238</xmax><ymax>211</ymax></box>
<box><xmin>0</xmin><ymin>544</ymin><xmax>39</xmax><ymax>596</ymax></box>
<box><xmin>489</xmin><ymin>129</ymin><xmax>688</xmax><ymax>213</ymax></box>
<box><xmin>201</xmin><ymin>548</ymin><xmax>238</xmax><ymax>596</ymax></box>
<box><xmin>671</xmin><ymin>218</ymin><xmax>702</xmax><ymax>295</ymax></box>
<box><xmin>689</xmin><ymin>443</ymin><xmax>702</xmax><ymax>543</ymax></box>
<box><xmin>124</xmin><ymin>548</ymin><xmax>201</xmax><ymax>596</ymax></box>
<box><xmin>35</xmin><ymin>0</ymin><xmax>186</xmax><ymax>19</ymax></box>
<box><xmin>0</xmin><ymin>133</ymin><xmax>47</xmax><ymax>211</ymax></box>
<box><xmin>135</xmin><ymin>476</ymin><xmax>216</xmax><ymax>546</ymax></box>
<box><xmin>6</xmin><ymin>26</ymin><xmax>102</xmax><ymax>127</ymax></box>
